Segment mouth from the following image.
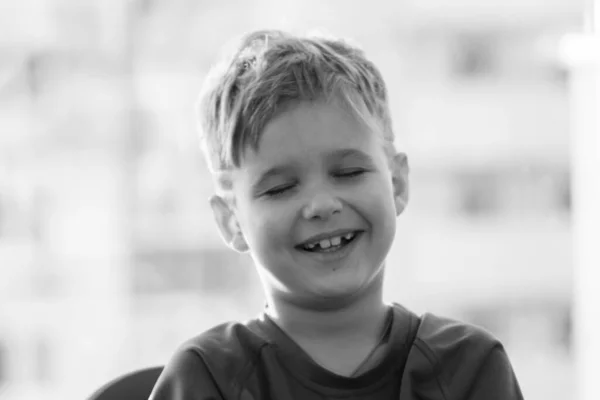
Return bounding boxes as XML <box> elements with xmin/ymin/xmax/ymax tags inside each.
<box><xmin>296</xmin><ymin>230</ymin><xmax>362</xmax><ymax>253</ymax></box>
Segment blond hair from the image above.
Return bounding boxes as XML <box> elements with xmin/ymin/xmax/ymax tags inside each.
<box><xmin>197</xmin><ymin>29</ymin><xmax>394</xmax><ymax>172</ymax></box>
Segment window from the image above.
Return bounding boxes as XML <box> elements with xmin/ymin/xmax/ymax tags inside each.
<box><xmin>34</xmin><ymin>336</ymin><xmax>51</xmax><ymax>383</ymax></box>
<box><xmin>456</xmin><ymin>172</ymin><xmax>500</xmax><ymax>217</ymax></box>
<box><xmin>453</xmin><ymin>167</ymin><xmax>570</xmax><ymax>218</ymax></box>
<box><xmin>451</xmin><ymin>34</ymin><xmax>498</xmax><ymax>79</ymax></box>
<box><xmin>133</xmin><ymin>248</ymin><xmax>254</xmax><ymax>295</ymax></box>
<box><xmin>0</xmin><ymin>340</ymin><xmax>6</xmax><ymax>385</ymax></box>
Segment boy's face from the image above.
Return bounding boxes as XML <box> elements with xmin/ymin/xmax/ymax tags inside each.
<box><xmin>211</xmin><ymin>100</ymin><xmax>408</xmax><ymax>307</ymax></box>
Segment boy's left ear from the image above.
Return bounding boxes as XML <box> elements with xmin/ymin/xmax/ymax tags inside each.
<box><xmin>391</xmin><ymin>152</ymin><xmax>409</xmax><ymax>215</ymax></box>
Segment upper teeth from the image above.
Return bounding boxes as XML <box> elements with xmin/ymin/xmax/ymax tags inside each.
<box><xmin>304</xmin><ymin>232</ymin><xmax>355</xmax><ymax>250</ymax></box>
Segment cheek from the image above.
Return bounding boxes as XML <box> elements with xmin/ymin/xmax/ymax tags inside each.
<box><xmin>361</xmin><ymin>177</ymin><xmax>397</xmax><ymax>227</ymax></box>
<box><xmin>242</xmin><ymin>205</ymin><xmax>293</xmax><ymax>252</ymax></box>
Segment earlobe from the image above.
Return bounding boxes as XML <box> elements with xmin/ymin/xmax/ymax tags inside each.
<box><xmin>209</xmin><ymin>195</ymin><xmax>249</xmax><ymax>253</ymax></box>
<box><xmin>391</xmin><ymin>153</ymin><xmax>409</xmax><ymax>215</ymax></box>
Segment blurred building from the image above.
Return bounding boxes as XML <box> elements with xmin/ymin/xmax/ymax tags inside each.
<box><xmin>0</xmin><ymin>0</ymin><xmax>583</xmax><ymax>399</ymax></box>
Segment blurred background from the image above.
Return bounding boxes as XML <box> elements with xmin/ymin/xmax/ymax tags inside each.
<box><xmin>0</xmin><ymin>0</ymin><xmax>598</xmax><ymax>399</ymax></box>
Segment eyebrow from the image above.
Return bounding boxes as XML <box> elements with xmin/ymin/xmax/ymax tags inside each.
<box><xmin>329</xmin><ymin>148</ymin><xmax>374</xmax><ymax>163</ymax></box>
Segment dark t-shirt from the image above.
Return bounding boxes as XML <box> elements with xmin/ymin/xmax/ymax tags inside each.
<box><xmin>149</xmin><ymin>304</ymin><xmax>523</xmax><ymax>400</ymax></box>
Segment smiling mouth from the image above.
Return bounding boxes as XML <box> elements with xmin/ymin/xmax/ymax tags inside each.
<box><xmin>297</xmin><ymin>231</ymin><xmax>361</xmax><ymax>253</ymax></box>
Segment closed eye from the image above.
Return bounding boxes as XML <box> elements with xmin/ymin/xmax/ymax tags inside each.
<box><xmin>334</xmin><ymin>168</ymin><xmax>367</xmax><ymax>178</ymax></box>
<box><xmin>263</xmin><ymin>183</ymin><xmax>296</xmax><ymax>197</ymax></box>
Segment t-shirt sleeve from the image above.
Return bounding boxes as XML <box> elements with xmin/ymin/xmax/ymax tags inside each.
<box><xmin>148</xmin><ymin>349</ymin><xmax>224</xmax><ymax>400</ymax></box>
<box><xmin>465</xmin><ymin>345</ymin><xmax>524</xmax><ymax>400</ymax></box>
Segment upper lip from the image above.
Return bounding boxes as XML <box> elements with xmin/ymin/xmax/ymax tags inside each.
<box><xmin>296</xmin><ymin>229</ymin><xmax>361</xmax><ymax>247</ymax></box>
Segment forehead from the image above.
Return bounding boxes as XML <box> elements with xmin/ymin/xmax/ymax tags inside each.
<box><xmin>247</xmin><ymin>100</ymin><xmax>381</xmax><ymax>164</ymax></box>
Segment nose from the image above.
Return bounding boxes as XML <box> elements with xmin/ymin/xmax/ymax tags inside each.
<box><xmin>302</xmin><ymin>192</ymin><xmax>343</xmax><ymax>220</ymax></box>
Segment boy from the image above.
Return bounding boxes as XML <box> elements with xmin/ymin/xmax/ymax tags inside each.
<box><xmin>149</xmin><ymin>30</ymin><xmax>523</xmax><ymax>399</ymax></box>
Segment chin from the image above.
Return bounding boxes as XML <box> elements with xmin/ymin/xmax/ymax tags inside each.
<box><xmin>308</xmin><ymin>278</ymin><xmax>372</xmax><ymax>306</ymax></box>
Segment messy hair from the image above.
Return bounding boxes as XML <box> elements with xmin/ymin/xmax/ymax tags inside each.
<box><xmin>197</xmin><ymin>29</ymin><xmax>394</xmax><ymax>172</ymax></box>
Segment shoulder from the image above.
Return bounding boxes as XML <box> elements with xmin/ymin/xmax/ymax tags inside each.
<box><xmin>403</xmin><ymin>313</ymin><xmax>523</xmax><ymax>399</ymax></box>
<box><xmin>178</xmin><ymin>319</ymin><xmax>269</xmax><ymax>379</ymax></box>
<box><xmin>415</xmin><ymin>312</ymin><xmax>500</xmax><ymax>359</ymax></box>
<box><xmin>153</xmin><ymin>319</ymin><xmax>269</xmax><ymax>399</ymax></box>
<box><xmin>412</xmin><ymin>312</ymin><xmax>502</xmax><ymax>379</ymax></box>
<box><xmin>181</xmin><ymin>319</ymin><xmax>268</xmax><ymax>361</ymax></box>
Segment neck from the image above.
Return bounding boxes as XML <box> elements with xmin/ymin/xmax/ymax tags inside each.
<box><xmin>264</xmin><ymin>275</ymin><xmax>389</xmax><ymax>342</ymax></box>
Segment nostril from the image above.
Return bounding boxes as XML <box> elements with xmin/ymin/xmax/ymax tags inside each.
<box><xmin>302</xmin><ymin>197</ymin><xmax>343</xmax><ymax>220</ymax></box>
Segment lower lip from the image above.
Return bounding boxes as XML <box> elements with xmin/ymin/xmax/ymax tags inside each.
<box><xmin>299</xmin><ymin>233</ymin><xmax>362</xmax><ymax>263</ymax></box>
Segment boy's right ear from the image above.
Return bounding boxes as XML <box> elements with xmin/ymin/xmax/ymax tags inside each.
<box><xmin>209</xmin><ymin>195</ymin><xmax>249</xmax><ymax>253</ymax></box>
